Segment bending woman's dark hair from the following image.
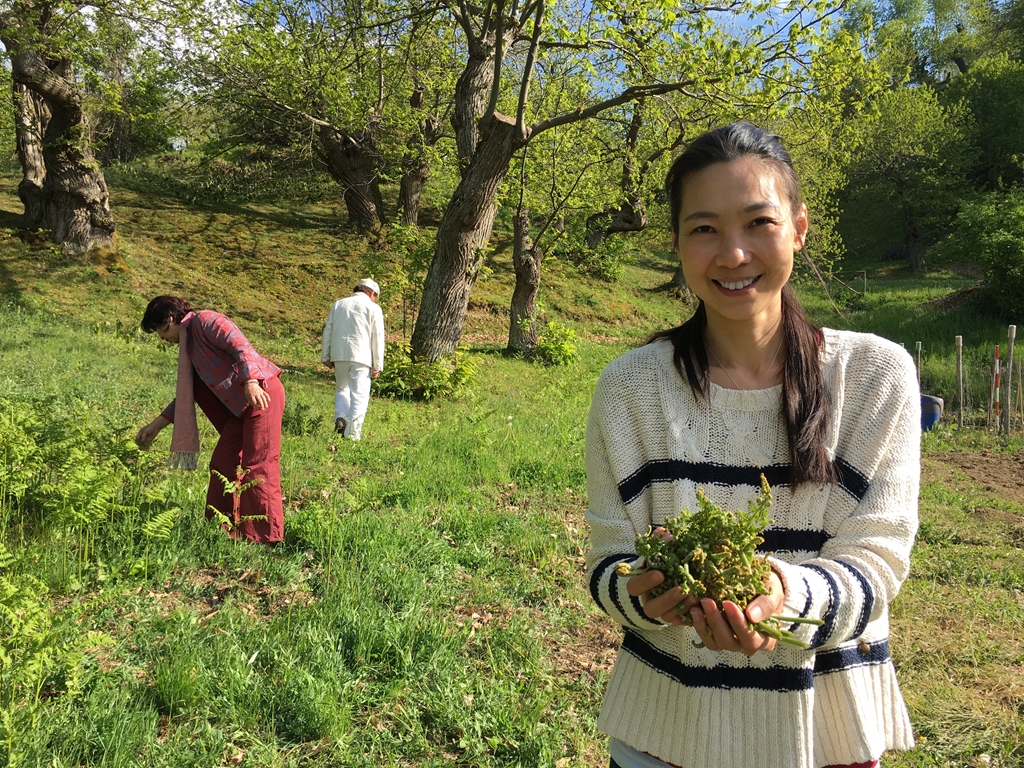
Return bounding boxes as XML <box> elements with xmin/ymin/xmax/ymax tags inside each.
<box><xmin>141</xmin><ymin>296</ymin><xmax>194</xmax><ymax>332</ymax></box>
<box><xmin>654</xmin><ymin>122</ymin><xmax>835</xmax><ymax>486</ymax></box>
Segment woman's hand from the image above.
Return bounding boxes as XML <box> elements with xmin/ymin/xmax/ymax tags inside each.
<box><xmin>625</xmin><ymin>526</ymin><xmax>688</xmax><ymax>626</ymax></box>
<box><xmin>135</xmin><ymin>416</ymin><xmax>170</xmax><ymax>449</ymax></box>
<box><xmin>688</xmin><ymin>569</ymin><xmax>786</xmax><ymax>656</ymax></box>
<box><xmin>245</xmin><ymin>380</ymin><xmax>270</xmax><ymax>410</ymax></box>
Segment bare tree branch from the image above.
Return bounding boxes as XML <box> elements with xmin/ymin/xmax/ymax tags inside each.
<box><xmin>515</xmin><ymin>0</ymin><xmax>544</xmax><ymax>141</ymax></box>
<box><xmin>529</xmin><ymin>80</ymin><xmax>707</xmax><ymax>140</ymax></box>
<box><xmin>480</xmin><ymin>0</ymin><xmax>506</xmax><ymax>126</ymax></box>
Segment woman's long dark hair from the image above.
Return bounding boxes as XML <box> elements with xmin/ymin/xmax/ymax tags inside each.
<box><xmin>141</xmin><ymin>296</ymin><xmax>193</xmax><ymax>332</ymax></box>
<box><xmin>655</xmin><ymin>122</ymin><xmax>835</xmax><ymax>486</ymax></box>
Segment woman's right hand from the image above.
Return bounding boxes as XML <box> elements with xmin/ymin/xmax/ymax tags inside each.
<box><xmin>135</xmin><ymin>416</ymin><xmax>170</xmax><ymax>449</ymax></box>
<box><xmin>625</xmin><ymin>526</ymin><xmax>688</xmax><ymax>626</ymax></box>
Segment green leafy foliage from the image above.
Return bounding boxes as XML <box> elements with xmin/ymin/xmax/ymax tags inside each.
<box><xmin>550</xmin><ymin>229</ymin><xmax>630</xmax><ymax>281</ymax></box>
<box><xmin>532</xmin><ymin>322</ymin><xmax>579</xmax><ymax>366</ymax></box>
<box><xmin>282</xmin><ymin>399</ymin><xmax>325</xmax><ymax>437</ymax></box>
<box><xmin>374</xmin><ymin>342</ymin><xmax>477</xmax><ymax>400</ymax></box>
<box><xmin>941</xmin><ymin>54</ymin><xmax>1024</xmax><ymax>189</ymax></box>
<box><xmin>932</xmin><ymin>187</ymin><xmax>1024</xmax><ymax>318</ymax></box>
<box><xmin>0</xmin><ymin>572</ymin><xmax>88</xmax><ymax>767</ymax></box>
<box><xmin>207</xmin><ymin>467</ymin><xmax>266</xmax><ymax>536</ymax></box>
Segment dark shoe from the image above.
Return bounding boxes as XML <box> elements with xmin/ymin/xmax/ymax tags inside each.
<box><xmin>334</xmin><ymin>416</ymin><xmax>347</xmax><ymax>436</ymax></box>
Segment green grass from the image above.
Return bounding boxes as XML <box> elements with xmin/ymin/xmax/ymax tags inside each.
<box><xmin>1</xmin><ymin>162</ymin><xmax>1022</xmax><ymax>767</ymax></box>
<box><xmin>0</xmin><ymin>305</ymin><xmax>612</xmax><ymax>766</ymax></box>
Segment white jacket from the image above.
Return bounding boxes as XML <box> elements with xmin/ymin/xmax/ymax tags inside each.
<box><xmin>321</xmin><ymin>292</ymin><xmax>385</xmax><ymax>370</ymax></box>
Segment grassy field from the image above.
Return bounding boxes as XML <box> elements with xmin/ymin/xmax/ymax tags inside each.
<box><xmin>0</xmin><ymin>166</ymin><xmax>1022</xmax><ymax>767</ymax></box>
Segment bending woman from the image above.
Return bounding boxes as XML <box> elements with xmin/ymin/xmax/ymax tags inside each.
<box><xmin>135</xmin><ymin>296</ymin><xmax>286</xmax><ymax>543</ymax></box>
<box><xmin>585</xmin><ymin>123</ymin><xmax>919</xmax><ymax>768</ymax></box>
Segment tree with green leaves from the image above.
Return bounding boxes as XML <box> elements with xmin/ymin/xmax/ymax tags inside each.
<box><xmin>186</xmin><ymin>0</ymin><xmax>458</xmax><ymax>231</ymax></box>
<box><xmin>845</xmin><ymin>86</ymin><xmax>972</xmax><ymax>271</ymax></box>
<box><xmin>941</xmin><ymin>53</ymin><xmax>1024</xmax><ymax>189</ymax></box>
<box><xmin>410</xmin><ymin>0</ymin><xmax>856</xmax><ymax>362</ymax></box>
<box><xmin>0</xmin><ymin>0</ymin><xmax>119</xmax><ymax>257</ymax></box>
<box><xmin>83</xmin><ymin>13</ymin><xmax>182</xmax><ymax>165</ymax></box>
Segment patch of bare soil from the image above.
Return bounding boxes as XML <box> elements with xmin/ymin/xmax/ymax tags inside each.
<box><xmin>545</xmin><ymin>609</ymin><xmax>620</xmax><ymax>684</ymax></box>
<box><xmin>928</xmin><ymin>449</ymin><xmax>1024</xmax><ymax>506</ymax></box>
<box><xmin>922</xmin><ymin>284</ymin><xmax>983</xmax><ymax>311</ymax></box>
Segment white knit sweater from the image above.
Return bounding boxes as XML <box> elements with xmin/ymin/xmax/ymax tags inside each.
<box><xmin>585</xmin><ymin>329</ymin><xmax>920</xmax><ymax>768</ymax></box>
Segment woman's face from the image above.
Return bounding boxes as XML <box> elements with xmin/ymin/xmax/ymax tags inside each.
<box><xmin>154</xmin><ymin>320</ymin><xmax>181</xmax><ymax>344</ymax></box>
<box><xmin>673</xmin><ymin>156</ymin><xmax>807</xmax><ymax>329</ymax></box>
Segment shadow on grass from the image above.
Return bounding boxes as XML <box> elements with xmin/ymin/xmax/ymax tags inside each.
<box><xmin>108</xmin><ymin>167</ymin><xmax>352</xmax><ymax>238</ymax></box>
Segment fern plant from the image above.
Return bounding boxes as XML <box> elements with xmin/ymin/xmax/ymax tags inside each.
<box><xmin>207</xmin><ymin>466</ymin><xmax>266</xmax><ymax>541</ymax></box>
<box><xmin>139</xmin><ymin>507</ymin><xmax>181</xmax><ymax>579</ymax></box>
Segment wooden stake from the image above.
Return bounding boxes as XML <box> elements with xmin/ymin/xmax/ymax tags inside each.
<box><xmin>916</xmin><ymin>341</ymin><xmax>922</xmax><ymax>385</ymax></box>
<box><xmin>991</xmin><ymin>346</ymin><xmax>999</xmax><ymax>430</ymax></box>
<box><xmin>956</xmin><ymin>335</ymin><xmax>963</xmax><ymax>428</ymax></box>
<box><xmin>1005</xmin><ymin>326</ymin><xmax>1017</xmax><ymax>435</ymax></box>
<box><xmin>988</xmin><ymin>347</ymin><xmax>996</xmax><ymax>428</ymax></box>
<box><xmin>1017</xmin><ymin>357</ymin><xmax>1023</xmax><ymax>433</ymax></box>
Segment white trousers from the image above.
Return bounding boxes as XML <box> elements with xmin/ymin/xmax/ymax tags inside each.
<box><xmin>333</xmin><ymin>361</ymin><xmax>372</xmax><ymax>440</ymax></box>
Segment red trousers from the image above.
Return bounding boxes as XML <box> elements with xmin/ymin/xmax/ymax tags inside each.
<box><xmin>193</xmin><ymin>371</ymin><xmax>285</xmax><ymax>543</ymax></box>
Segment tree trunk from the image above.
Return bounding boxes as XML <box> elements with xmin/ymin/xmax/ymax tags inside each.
<box><xmin>6</xmin><ymin>49</ymin><xmax>116</xmax><ymax>258</ymax></box>
<box><xmin>318</xmin><ymin>125</ymin><xmax>384</xmax><ymax>231</ymax></box>
<box><xmin>452</xmin><ymin>24</ymin><xmax>518</xmax><ymax>164</ymax></box>
<box><xmin>453</xmin><ymin>53</ymin><xmax>492</xmax><ymax>165</ymax></box>
<box><xmin>584</xmin><ymin>103</ymin><xmax>648</xmax><ymax>248</ymax></box>
<box><xmin>399</xmin><ymin>157</ymin><xmax>429</xmax><ymax>226</ymax></box>
<box><xmin>905</xmin><ymin>214</ymin><xmax>926</xmax><ymax>273</ymax></box>
<box><xmin>585</xmin><ymin>194</ymin><xmax>648</xmax><ymax>248</ymax></box>
<box><xmin>12</xmin><ymin>81</ymin><xmax>47</xmax><ymax>224</ymax></box>
<box><xmin>398</xmin><ymin>103</ymin><xmax>442</xmax><ymax>226</ymax></box>
<box><xmin>411</xmin><ymin>113</ymin><xmax>518</xmax><ymax>362</ymax></box>
<box><xmin>507</xmin><ymin>206</ymin><xmax>544</xmax><ymax>356</ymax></box>
<box><xmin>668</xmin><ymin>264</ymin><xmax>697</xmax><ymax>307</ymax></box>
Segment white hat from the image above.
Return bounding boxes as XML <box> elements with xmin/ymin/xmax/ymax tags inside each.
<box><xmin>357</xmin><ymin>278</ymin><xmax>380</xmax><ymax>296</ymax></box>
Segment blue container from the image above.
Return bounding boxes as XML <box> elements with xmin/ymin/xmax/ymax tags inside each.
<box><xmin>921</xmin><ymin>394</ymin><xmax>944</xmax><ymax>431</ymax></box>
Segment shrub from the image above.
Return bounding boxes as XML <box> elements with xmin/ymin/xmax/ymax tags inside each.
<box><xmin>282</xmin><ymin>400</ymin><xmax>325</xmax><ymax>436</ymax></box>
<box><xmin>532</xmin><ymin>321</ymin><xmax>578</xmax><ymax>366</ymax></box>
<box><xmin>373</xmin><ymin>342</ymin><xmax>476</xmax><ymax>400</ymax></box>
<box><xmin>934</xmin><ymin>188</ymin><xmax>1024</xmax><ymax>318</ymax></box>
<box><xmin>549</xmin><ymin>229</ymin><xmax>631</xmax><ymax>281</ymax></box>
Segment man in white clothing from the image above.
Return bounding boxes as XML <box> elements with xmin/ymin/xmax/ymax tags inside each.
<box><xmin>321</xmin><ymin>278</ymin><xmax>385</xmax><ymax>440</ymax></box>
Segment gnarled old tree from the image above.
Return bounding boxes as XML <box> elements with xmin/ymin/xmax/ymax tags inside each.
<box><xmin>410</xmin><ymin>0</ymin><xmax>853</xmax><ymax>362</ymax></box>
<box><xmin>188</xmin><ymin>0</ymin><xmax>454</xmax><ymax>231</ymax></box>
<box><xmin>1</xmin><ymin>0</ymin><xmax>116</xmax><ymax>257</ymax></box>
<box><xmin>507</xmin><ymin>203</ymin><xmax>543</xmax><ymax>355</ymax></box>
<box><xmin>846</xmin><ymin>86</ymin><xmax>970</xmax><ymax>273</ymax></box>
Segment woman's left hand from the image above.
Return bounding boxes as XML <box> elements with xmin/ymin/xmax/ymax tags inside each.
<box><xmin>688</xmin><ymin>569</ymin><xmax>786</xmax><ymax>656</ymax></box>
<box><xmin>245</xmin><ymin>380</ymin><xmax>270</xmax><ymax>411</ymax></box>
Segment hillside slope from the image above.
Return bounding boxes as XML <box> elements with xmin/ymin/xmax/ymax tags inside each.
<box><xmin>0</xmin><ymin>170</ymin><xmax>690</xmax><ymax>367</ymax></box>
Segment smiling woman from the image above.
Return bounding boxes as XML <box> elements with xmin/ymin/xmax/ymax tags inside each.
<box><xmin>584</xmin><ymin>123</ymin><xmax>921</xmax><ymax>768</ymax></box>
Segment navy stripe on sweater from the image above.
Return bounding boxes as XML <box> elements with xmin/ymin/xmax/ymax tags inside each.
<box><xmin>621</xmin><ymin>629</ymin><xmax>814</xmax><ymax>692</ymax></box>
<box><xmin>590</xmin><ymin>554</ymin><xmax>661</xmax><ymax>628</ymax></box>
<box><xmin>814</xmin><ymin>639</ymin><xmax>891</xmax><ymax>675</ymax></box>
<box><xmin>617</xmin><ymin>461</ymin><xmax>792</xmax><ymax>505</ymax></box>
<box><xmin>835</xmin><ymin>559</ymin><xmax>874</xmax><ymax>639</ymax></box>
<box><xmin>834</xmin><ymin>457</ymin><xmax>869</xmax><ymax>502</ymax></box>
<box><xmin>590</xmin><ymin>555</ymin><xmax>627</xmax><ymax>613</ymax></box>
<box><xmin>617</xmin><ymin>456</ymin><xmax>870</xmax><ymax>507</ymax></box>
<box><xmin>806</xmin><ymin>564</ymin><xmax>839</xmax><ymax>649</ymax></box>
<box><xmin>759</xmin><ymin>528</ymin><xmax>831</xmax><ymax>554</ymax></box>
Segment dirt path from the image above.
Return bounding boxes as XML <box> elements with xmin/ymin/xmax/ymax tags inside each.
<box><xmin>924</xmin><ymin>449</ymin><xmax>1024</xmax><ymax>506</ymax></box>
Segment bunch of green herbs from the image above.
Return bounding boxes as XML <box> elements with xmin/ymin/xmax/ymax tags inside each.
<box><xmin>617</xmin><ymin>477</ymin><xmax>822</xmax><ymax>648</ymax></box>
